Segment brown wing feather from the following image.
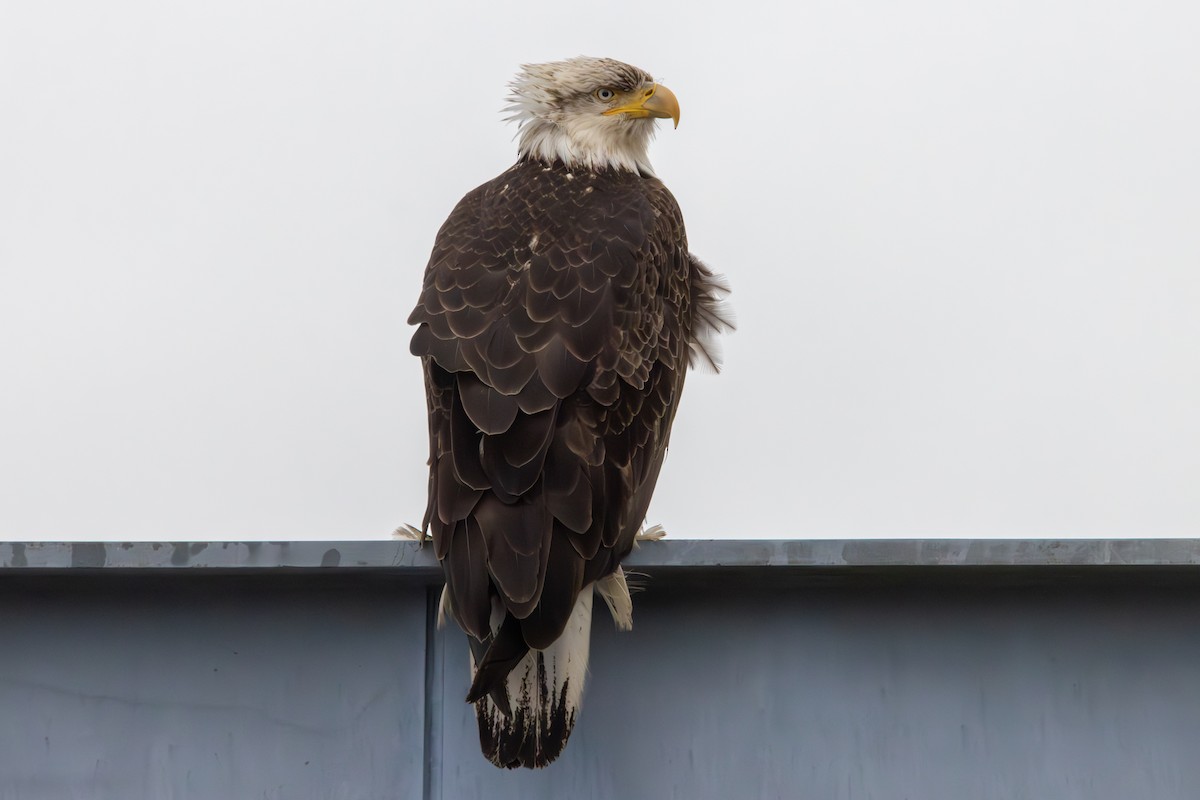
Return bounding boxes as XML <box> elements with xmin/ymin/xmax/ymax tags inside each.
<box><xmin>408</xmin><ymin>157</ymin><xmax>698</xmax><ymax>689</ymax></box>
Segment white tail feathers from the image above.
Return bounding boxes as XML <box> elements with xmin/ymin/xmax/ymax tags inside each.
<box><xmin>473</xmin><ymin>591</ymin><xmax>593</xmax><ymax>768</ymax></box>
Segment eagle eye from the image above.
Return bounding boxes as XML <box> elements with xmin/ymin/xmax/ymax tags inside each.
<box><xmin>595</xmin><ymin>88</ymin><xmax>615</xmax><ymax>101</ymax></box>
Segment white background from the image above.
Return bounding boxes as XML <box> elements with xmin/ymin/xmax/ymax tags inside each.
<box><xmin>2</xmin><ymin>0</ymin><xmax>1197</xmax><ymax>540</ymax></box>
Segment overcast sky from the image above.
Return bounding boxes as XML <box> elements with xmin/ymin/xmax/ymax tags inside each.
<box><xmin>1</xmin><ymin>0</ymin><xmax>1197</xmax><ymax>541</ymax></box>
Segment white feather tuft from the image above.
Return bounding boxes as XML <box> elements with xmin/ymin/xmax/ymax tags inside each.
<box><xmin>437</xmin><ymin>585</ymin><xmax>451</xmax><ymax>629</ymax></box>
<box><xmin>594</xmin><ymin>567</ymin><xmax>634</xmax><ymax>632</ymax></box>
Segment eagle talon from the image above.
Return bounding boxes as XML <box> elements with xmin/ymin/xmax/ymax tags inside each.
<box><xmin>392</xmin><ymin>524</ymin><xmax>426</xmax><ymax>542</ymax></box>
<box><xmin>635</xmin><ymin>524</ymin><xmax>667</xmax><ymax>544</ymax></box>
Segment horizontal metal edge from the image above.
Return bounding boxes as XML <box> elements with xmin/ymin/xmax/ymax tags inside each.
<box><xmin>2</xmin><ymin>539</ymin><xmax>1200</xmax><ymax>571</ymax></box>
<box><xmin>0</xmin><ymin>541</ymin><xmax>438</xmax><ymax>571</ymax></box>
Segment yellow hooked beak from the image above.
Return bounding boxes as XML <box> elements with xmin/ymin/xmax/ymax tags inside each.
<box><xmin>602</xmin><ymin>83</ymin><xmax>681</xmax><ymax>128</ymax></box>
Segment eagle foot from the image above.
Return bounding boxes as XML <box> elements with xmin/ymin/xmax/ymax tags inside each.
<box><xmin>634</xmin><ymin>524</ymin><xmax>667</xmax><ymax>545</ymax></box>
<box><xmin>392</xmin><ymin>523</ymin><xmax>427</xmax><ymax>542</ymax></box>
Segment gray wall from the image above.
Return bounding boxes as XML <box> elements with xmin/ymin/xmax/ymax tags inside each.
<box><xmin>2</xmin><ymin>542</ymin><xmax>1198</xmax><ymax>799</ymax></box>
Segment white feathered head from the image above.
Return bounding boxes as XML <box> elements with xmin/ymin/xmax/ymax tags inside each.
<box><xmin>507</xmin><ymin>56</ymin><xmax>680</xmax><ymax>174</ymax></box>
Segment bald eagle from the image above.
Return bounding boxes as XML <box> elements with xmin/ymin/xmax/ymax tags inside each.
<box><xmin>408</xmin><ymin>56</ymin><xmax>732</xmax><ymax>769</ymax></box>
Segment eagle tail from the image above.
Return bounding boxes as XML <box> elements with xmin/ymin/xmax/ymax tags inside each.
<box><xmin>471</xmin><ymin>590</ymin><xmax>593</xmax><ymax>769</ymax></box>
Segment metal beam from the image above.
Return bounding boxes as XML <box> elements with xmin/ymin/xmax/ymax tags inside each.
<box><xmin>5</xmin><ymin>538</ymin><xmax>1200</xmax><ymax>572</ymax></box>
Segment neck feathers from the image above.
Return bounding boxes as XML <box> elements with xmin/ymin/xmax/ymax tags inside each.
<box><xmin>512</xmin><ymin>117</ymin><xmax>656</xmax><ymax>175</ymax></box>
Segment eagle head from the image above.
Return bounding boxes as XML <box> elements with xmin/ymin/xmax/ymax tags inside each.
<box><xmin>507</xmin><ymin>56</ymin><xmax>680</xmax><ymax>175</ymax></box>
